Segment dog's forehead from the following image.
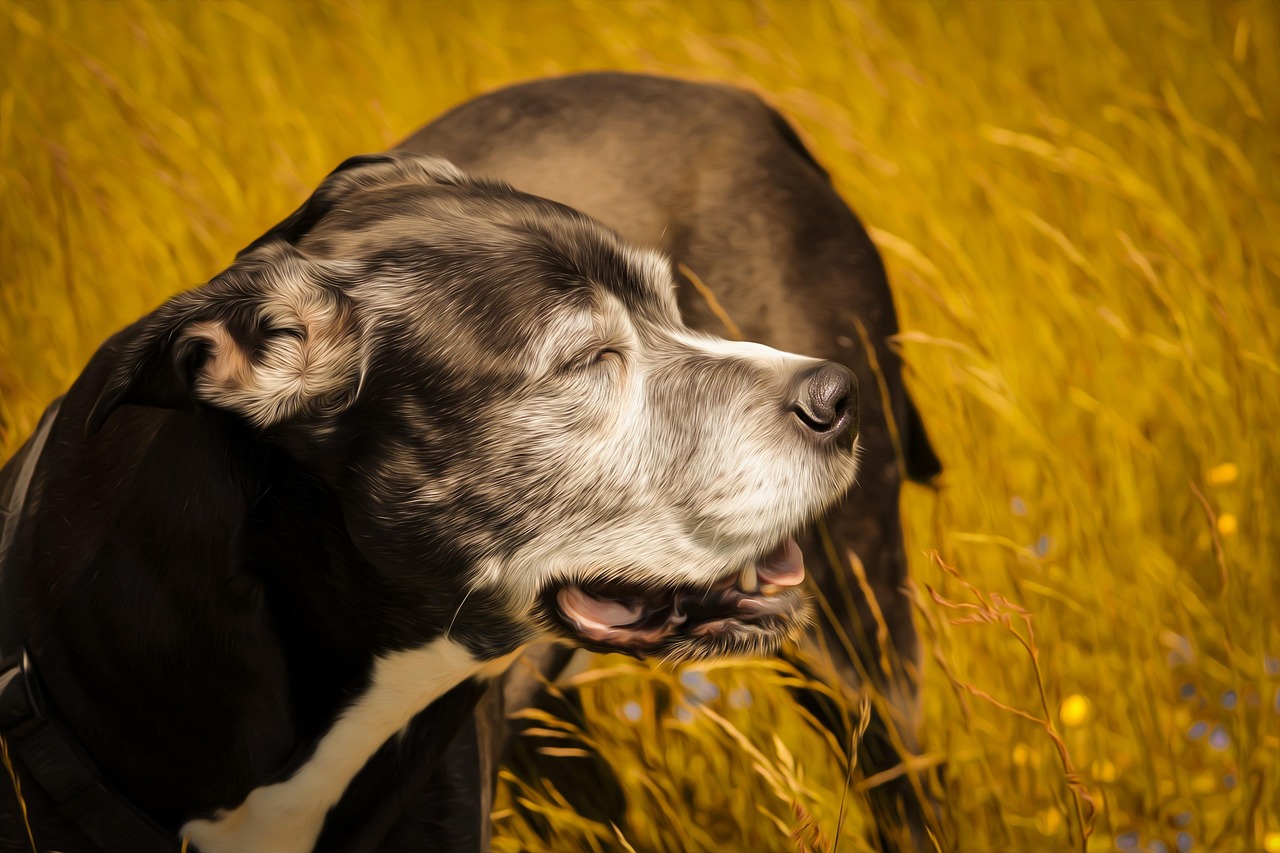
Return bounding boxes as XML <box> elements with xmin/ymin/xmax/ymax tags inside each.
<box><xmin>307</xmin><ymin>182</ymin><xmax>677</xmax><ymax>363</ymax></box>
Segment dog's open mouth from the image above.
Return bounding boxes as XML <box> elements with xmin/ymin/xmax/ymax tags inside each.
<box><xmin>550</xmin><ymin>539</ymin><xmax>810</xmax><ymax>659</ymax></box>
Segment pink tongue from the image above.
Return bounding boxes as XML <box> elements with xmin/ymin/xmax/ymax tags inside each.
<box><xmin>559</xmin><ymin>586</ymin><xmax>642</xmax><ymax>629</ymax></box>
<box><xmin>757</xmin><ymin>538</ymin><xmax>805</xmax><ymax>587</ymax></box>
<box><xmin>558</xmin><ymin>586</ymin><xmax>673</xmax><ymax>646</ymax></box>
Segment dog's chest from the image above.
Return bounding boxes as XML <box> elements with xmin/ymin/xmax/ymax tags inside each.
<box><xmin>180</xmin><ymin>637</ymin><xmax>518</xmax><ymax>853</ymax></box>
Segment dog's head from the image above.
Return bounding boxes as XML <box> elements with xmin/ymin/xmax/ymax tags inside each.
<box><xmin>90</xmin><ymin>152</ymin><xmax>859</xmax><ymax>662</ymax></box>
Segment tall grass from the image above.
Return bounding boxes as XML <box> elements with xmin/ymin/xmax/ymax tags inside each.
<box><xmin>2</xmin><ymin>1</ymin><xmax>1277</xmax><ymax>850</ymax></box>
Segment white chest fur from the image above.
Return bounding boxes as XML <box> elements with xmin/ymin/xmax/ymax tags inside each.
<box><xmin>181</xmin><ymin>638</ymin><xmax>519</xmax><ymax>853</ymax></box>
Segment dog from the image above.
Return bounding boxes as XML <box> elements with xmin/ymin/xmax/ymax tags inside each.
<box><xmin>0</xmin><ymin>80</ymin><xmax>881</xmax><ymax>851</ymax></box>
<box><xmin>400</xmin><ymin>72</ymin><xmax>943</xmax><ymax>851</ymax></box>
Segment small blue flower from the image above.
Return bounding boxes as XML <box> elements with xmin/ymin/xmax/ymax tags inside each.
<box><xmin>1265</xmin><ymin>655</ymin><xmax>1280</xmax><ymax>676</ymax></box>
<box><xmin>1220</xmin><ymin>690</ymin><xmax>1237</xmax><ymax>710</ymax></box>
<box><xmin>1208</xmin><ymin>726</ymin><xmax>1230</xmax><ymax>750</ymax></box>
<box><xmin>1179</xmin><ymin>683</ymin><xmax>1196</xmax><ymax>700</ymax></box>
<box><xmin>1223</xmin><ymin>773</ymin><xmax>1236</xmax><ymax>789</ymax></box>
<box><xmin>674</xmin><ymin>706</ymin><xmax>694</xmax><ymax>723</ymax></box>
<box><xmin>728</xmin><ymin>687</ymin><xmax>753</xmax><ymax>708</ymax></box>
<box><xmin>1011</xmin><ymin>496</ymin><xmax>1028</xmax><ymax>516</ymax></box>
<box><xmin>1116</xmin><ymin>831</ymin><xmax>1141</xmax><ymax>850</ymax></box>
<box><xmin>1176</xmin><ymin>831</ymin><xmax>1193</xmax><ymax>853</ymax></box>
<box><xmin>1150</xmin><ymin>840</ymin><xmax>1169</xmax><ymax>853</ymax></box>
<box><xmin>1187</xmin><ymin>721</ymin><xmax>1208</xmax><ymax>739</ymax></box>
<box><xmin>621</xmin><ymin>701</ymin><xmax>643</xmax><ymax>722</ymax></box>
<box><xmin>679</xmin><ymin>669</ymin><xmax>719</xmax><ymax>703</ymax></box>
<box><xmin>1034</xmin><ymin>534</ymin><xmax>1051</xmax><ymax>556</ymax></box>
<box><xmin>1173</xmin><ymin>812</ymin><xmax>1192</xmax><ymax>828</ymax></box>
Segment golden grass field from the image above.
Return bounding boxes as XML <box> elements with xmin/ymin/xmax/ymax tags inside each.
<box><xmin>2</xmin><ymin>1</ymin><xmax>1278</xmax><ymax>850</ymax></box>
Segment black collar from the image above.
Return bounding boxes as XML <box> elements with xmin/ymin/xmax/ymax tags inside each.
<box><xmin>0</xmin><ymin>649</ymin><xmax>181</xmax><ymax>852</ymax></box>
<box><xmin>1</xmin><ymin>398</ymin><xmax>180</xmax><ymax>852</ymax></box>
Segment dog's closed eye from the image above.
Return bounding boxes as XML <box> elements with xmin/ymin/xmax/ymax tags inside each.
<box><xmin>593</xmin><ymin>348</ymin><xmax>623</xmax><ymax>367</ymax></box>
<box><xmin>562</xmin><ymin>346</ymin><xmax>623</xmax><ymax>374</ymax></box>
<box><xmin>264</xmin><ymin>324</ymin><xmax>307</xmax><ymax>342</ymax></box>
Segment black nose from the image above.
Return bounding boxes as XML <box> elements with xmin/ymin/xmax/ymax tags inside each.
<box><xmin>791</xmin><ymin>362</ymin><xmax>858</xmax><ymax>443</ymax></box>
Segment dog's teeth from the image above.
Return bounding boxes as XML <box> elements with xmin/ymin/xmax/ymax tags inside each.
<box><xmin>739</xmin><ymin>563</ymin><xmax>758</xmax><ymax>593</ymax></box>
<box><xmin>760</xmin><ymin>584</ymin><xmax>781</xmax><ymax>596</ymax></box>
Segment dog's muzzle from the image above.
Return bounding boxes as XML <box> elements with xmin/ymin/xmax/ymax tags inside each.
<box><xmin>538</xmin><ymin>357</ymin><xmax>858</xmax><ymax>662</ymax></box>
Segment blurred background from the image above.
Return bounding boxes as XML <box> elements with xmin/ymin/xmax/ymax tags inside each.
<box><xmin>1</xmin><ymin>1</ymin><xmax>1277</xmax><ymax>850</ymax></box>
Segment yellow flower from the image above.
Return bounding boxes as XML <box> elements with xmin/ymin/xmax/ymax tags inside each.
<box><xmin>1036</xmin><ymin>807</ymin><xmax>1062</xmax><ymax>835</ymax></box>
<box><xmin>1263</xmin><ymin>831</ymin><xmax>1280</xmax><ymax>853</ymax></box>
<box><xmin>1207</xmin><ymin>462</ymin><xmax>1239</xmax><ymax>485</ymax></box>
<box><xmin>1217</xmin><ymin>513</ymin><xmax>1238</xmax><ymax>536</ymax></box>
<box><xmin>1060</xmin><ymin>694</ymin><xmax>1091</xmax><ymax>727</ymax></box>
<box><xmin>1191</xmin><ymin>772</ymin><xmax>1217</xmax><ymax>794</ymax></box>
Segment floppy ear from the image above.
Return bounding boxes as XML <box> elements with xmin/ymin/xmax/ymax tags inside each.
<box><xmin>87</xmin><ymin>249</ymin><xmax>364</xmax><ymax>434</ymax></box>
<box><xmin>86</xmin><ymin>151</ymin><xmax>461</xmax><ymax>434</ymax></box>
